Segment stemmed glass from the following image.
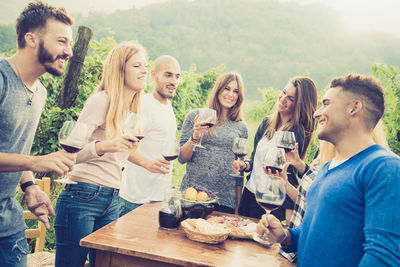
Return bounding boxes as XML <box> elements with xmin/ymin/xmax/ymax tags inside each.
<box><xmin>253</xmin><ymin>174</ymin><xmax>286</xmax><ymax>246</ymax></box>
<box><xmin>193</xmin><ymin>108</ymin><xmax>217</xmax><ymax>149</ymax></box>
<box><xmin>275</xmin><ymin>131</ymin><xmax>296</xmax><ymax>153</ymax></box>
<box><xmin>263</xmin><ymin>146</ymin><xmax>286</xmax><ymax>173</ymax></box>
<box><xmin>57</xmin><ymin>120</ymin><xmax>88</xmax><ymax>184</ymax></box>
<box><xmin>116</xmin><ymin>113</ymin><xmax>145</xmax><ymax>161</ymax></box>
<box><xmin>124</xmin><ymin>113</ymin><xmax>145</xmax><ymax>142</ymax></box>
<box><xmin>230</xmin><ymin>137</ymin><xmax>249</xmax><ymax>177</ymax></box>
<box><xmin>161</xmin><ymin>140</ymin><xmax>180</xmax><ymax>162</ymax></box>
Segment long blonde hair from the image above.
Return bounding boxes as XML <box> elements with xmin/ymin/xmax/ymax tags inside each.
<box><xmin>96</xmin><ymin>42</ymin><xmax>146</xmax><ymax>139</ymax></box>
<box><xmin>264</xmin><ymin>76</ymin><xmax>318</xmax><ymax>159</ymax></box>
<box><xmin>207</xmin><ymin>72</ymin><xmax>245</xmax><ymax>123</ymax></box>
<box><xmin>319</xmin><ymin>119</ymin><xmax>389</xmax><ymax>166</ymax></box>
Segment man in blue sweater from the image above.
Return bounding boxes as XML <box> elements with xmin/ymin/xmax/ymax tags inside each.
<box><xmin>257</xmin><ymin>73</ymin><xmax>400</xmax><ymax>266</ymax></box>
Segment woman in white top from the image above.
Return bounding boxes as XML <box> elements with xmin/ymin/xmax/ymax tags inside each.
<box><xmin>54</xmin><ymin>42</ymin><xmax>169</xmax><ymax>267</ymax></box>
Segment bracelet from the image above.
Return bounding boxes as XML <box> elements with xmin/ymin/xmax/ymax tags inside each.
<box><xmin>189</xmin><ymin>136</ymin><xmax>199</xmax><ymax>146</ymax></box>
<box><xmin>21</xmin><ymin>180</ymin><xmax>38</xmax><ymax>192</ymax></box>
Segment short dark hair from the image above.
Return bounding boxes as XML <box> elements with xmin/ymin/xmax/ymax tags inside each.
<box><xmin>330</xmin><ymin>73</ymin><xmax>385</xmax><ymax>130</ymax></box>
<box><xmin>16</xmin><ymin>1</ymin><xmax>73</xmax><ymax>48</ymax></box>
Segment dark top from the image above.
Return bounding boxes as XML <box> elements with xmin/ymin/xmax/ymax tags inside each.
<box><xmin>239</xmin><ymin>116</ymin><xmax>306</xmax><ymax>220</ymax></box>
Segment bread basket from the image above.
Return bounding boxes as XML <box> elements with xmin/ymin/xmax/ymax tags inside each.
<box><xmin>181</xmin><ymin>219</ymin><xmax>229</xmax><ymax>244</ymax></box>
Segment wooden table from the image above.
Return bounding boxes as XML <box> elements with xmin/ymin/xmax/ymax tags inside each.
<box><xmin>80</xmin><ymin>202</ymin><xmax>295</xmax><ymax>267</ymax></box>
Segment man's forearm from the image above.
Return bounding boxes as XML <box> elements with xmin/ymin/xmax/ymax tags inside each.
<box><xmin>0</xmin><ymin>152</ymin><xmax>33</xmax><ymax>172</ymax></box>
<box><xmin>19</xmin><ymin>170</ymin><xmax>35</xmax><ymax>184</ymax></box>
<box><xmin>128</xmin><ymin>151</ymin><xmax>149</xmax><ymax>168</ymax></box>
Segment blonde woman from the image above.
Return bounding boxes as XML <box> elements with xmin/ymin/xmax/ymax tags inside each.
<box><xmin>54</xmin><ymin>42</ymin><xmax>169</xmax><ymax>267</ymax></box>
<box><xmin>179</xmin><ymin>72</ymin><xmax>248</xmax><ymax>214</ymax></box>
<box><xmin>233</xmin><ymin>76</ymin><xmax>318</xmax><ymax>221</ymax></box>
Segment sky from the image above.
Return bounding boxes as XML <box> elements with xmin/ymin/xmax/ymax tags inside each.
<box><xmin>279</xmin><ymin>0</ymin><xmax>400</xmax><ymax>37</ymax></box>
<box><xmin>14</xmin><ymin>0</ymin><xmax>400</xmax><ymax>37</ymax></box>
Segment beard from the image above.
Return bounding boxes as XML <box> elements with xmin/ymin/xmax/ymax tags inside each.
<box><xmin>156</xmin><ymin>85</ymin><xmax>175</xmax><ymax>99</ymax></box>
<box><xmin>38</xmin><ymin>41</ymin><xmax>68</xmax><ymax>76</ymax></box>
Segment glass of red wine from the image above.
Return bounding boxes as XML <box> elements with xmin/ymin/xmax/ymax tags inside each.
<box><xmin>57</xmin><ymin>120</ymin><xmax>88</xmax><ymax>184</ymax></box>
<box><xmin>117</xmin><ymin>113</ymin><xmax>145</xmax><ymax>161</ymax></box>
<box><xmin>253</xmin><ymin>173</ymin><xmax>286</xmax><ymax>246</ymax></box>
<box><xmin>161</xmin><ymin>140</ymin><xmax>180</xmax><ymax>162</ymax></box>
<box><xmin>275</xmin><ymin>131</ymin><xmax>296</xmax><ymax>153</ymax></box>
<box><xmin>124</xmin><ymin>113</ymin><xmax>145</xmax><ymax>142</ymax></box>
<box><xmin>262</xmin><ymin>146</ymin><xmax>286</xmax><ymax>174</ymax></box>
<box><xmin>193</xmin><ymin>108</ymin><xmax>217</xmax><ymax>149</ymax></box>
<box><xmin>230</xmin><ymin>137</ymin><xmax>249</xmax><ymax>177</ymax></box>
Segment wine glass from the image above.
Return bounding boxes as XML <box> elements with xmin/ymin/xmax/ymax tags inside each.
<box><xmin>262</xmin><ymin>146</ymin><xmax>286</xmax><ymax>174</ymax></box>
<box><xmin>116</xmin><ymin>113</ymin><xmax>145</xmax><ymax>161</ymax></box>
<box><xmin>193</xmin><ymin>108</ymin><xmax>217</xmax><ymax>149</ymax></box>
<box><xmin>124</xmin><ymin>113</ymin><xmax>145</xmax><ymax>141</ymax></box>
<box><xmin>57</xmin><ymin>120</ymin><xmax>88</xmax><ymax>184</ymax></box>
<box><xmin>274</xmin><ymin>131</ymin><xmax>296</xmax><ymax>153</ymax></box>
<box><xmin>253</xmin><ymin>174</ymin><xmax>286</xmax><ymax>245</ymax></box>
<box><xmin>229</xmin><ymin>137</ymin><xmax>249</xmax><ymax>177</ymax></box>
<box><xmin>161</xmin><ymin>139</ymin><xmax>180</xmax><ymax>162</ymax></box>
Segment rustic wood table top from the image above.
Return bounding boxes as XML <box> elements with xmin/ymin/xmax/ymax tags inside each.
<box><xmin>80</xmin><ymin>201</ymin><xmax>295</xmax><ymax>267</ymax></box>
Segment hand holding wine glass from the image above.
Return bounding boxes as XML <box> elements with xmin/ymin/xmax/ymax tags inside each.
<box><xmin>193</xmin><ymin>108</ymin><xmax>217</xmax><ymax>149</ymax></box>
<box><xmin>253</xmin><ymin>173</ymin><xmax>286</xmax><ymax>246</ymax></box>
<box><xmin>230</xmin><ymin>137</ymin><xmax>249</xmax><ymax>177</ymax></box>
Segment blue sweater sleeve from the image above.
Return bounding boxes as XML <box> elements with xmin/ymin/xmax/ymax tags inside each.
<box><xmin>359</xmin><ymin>156</ymin><xmax>400</xmax><ymax>266</ymax></box>
<box><xmin>285</xmin><ymin>226</ymin><xmax>301</xmax><ymax>252</ymax></box>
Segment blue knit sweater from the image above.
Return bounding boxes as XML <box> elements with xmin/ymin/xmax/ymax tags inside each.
<box><xmin>287</xmin><ymin>144</ymin><xmax>400</xmax><ymax>266</ymax></box>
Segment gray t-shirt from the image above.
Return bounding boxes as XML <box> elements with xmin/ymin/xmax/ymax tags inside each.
<box><xmin>0</xmin><ymin>58</ymin><xmax>47</xmax><ymax>237</ymax></box>
<box><xmin>178</xmin><ymin>109</ymin><xmax>248</xmax><ymax>209</ymax></box>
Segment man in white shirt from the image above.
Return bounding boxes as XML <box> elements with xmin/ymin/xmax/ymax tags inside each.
<box><xmin>119</xmin><ymin>55</ymin><xmax>181</xmax><ymax>216</ymax></box>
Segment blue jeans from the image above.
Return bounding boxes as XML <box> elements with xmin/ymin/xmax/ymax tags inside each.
<box><xmin>0</xmin><ymin>230</ymin><xmax>29</xmax><ymax>267</ymax></box>
<box><xmin>118</xmin><ymin>196</ymin><xmax>142</xmax><ymax>217</ymax></box>
<box><xmin>54</xmin><ymin>182</ymin><xmax>119</xmax><ymax>267</ymax></box>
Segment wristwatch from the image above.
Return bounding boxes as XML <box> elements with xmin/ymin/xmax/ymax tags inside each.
<box><xmin>21</xmin><ymin>180</ymin><xmax>38</xmax><ymax>192</ymax></box>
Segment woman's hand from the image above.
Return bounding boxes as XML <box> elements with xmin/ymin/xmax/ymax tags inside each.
<box><xmin>263</xmin><ymin>162</ymin><xmax>290</xmax><ymax>183</ymax></box>
<box><xmin>232</xmin><ymin>159</ymin><xmax>246</xmax><ymax>175</ymax></box>
<box><xmin>285</xmin><ymin>143</ymin><xmax>307</xmax><ymax>175</ymax></box>
<box><xmin>95</xmin><ymin>136</ymin><xmax>137</xmax><ymax>155</ymax></box>
<box><xmin>192</xmin><ymin>115</ymin><xmax>210</xmax><ymax>140</ymax></box>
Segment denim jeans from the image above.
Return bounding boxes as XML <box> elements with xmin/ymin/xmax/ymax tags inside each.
<box><xmin>0</xmin><ymin>230</ymin><xmax>28</xmax><ymax>267</ymax></box>
<box><xmin>54</xmin><ymin>182</ymin><xmax>119</xmax><ymax>267</ymax></box>
<box><xmin>118</xmin><ymin>196</ymin><xmax>142</xmax><ymax>217</ymax></box>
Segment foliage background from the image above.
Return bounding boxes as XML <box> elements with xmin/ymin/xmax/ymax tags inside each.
<box><xmin>1</xmin><ymin>0</ymin><xmax>399</xmax><ymax>252</ymax></box>
<box><xmin>2</xmin><ymin>0</ymin><xmax>400</xmax><ymax>100</ymax></box>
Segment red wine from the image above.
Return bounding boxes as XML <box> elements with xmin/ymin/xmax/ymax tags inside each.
<box><xmin>256</xmin><ymin>199</ymin><xmax>283</xmax><ymax>212</ymax></box>
<box><xmin>159</xmin><ymin>211</ymin><xmax>180</xmax><ymax>229</ymax></box>
<box><xmin>60</xmin><ymin>143</ymin><xmax>81</xmax><ymax>153</ymax></box>
<box><xmin>202</xmin><ymin>122</ymin><xmax>214</xmax><ymax>128</ymax></box>
<box><xmin>135</xmin><ymin>135</ymin><xmax>145</xmax><ymax>141</ymax></box>
<box><xmin>234</xmin><ymin>152</ymin><xmax>247</xmax><ymax>158</ymax></box>
<box><xmin>277</xmin><ymin>145</ymin><xmax>294</xmax><ymax>153</ymax></box>
<box><xmin>264</xmin><ymin>166</ymin><xmax>283</xmax><ymax>173</ymax></box>
<box><xmin>163</xmin><ymin>154</ymin><xmax>178</xmax><ymax>161</ymax></box>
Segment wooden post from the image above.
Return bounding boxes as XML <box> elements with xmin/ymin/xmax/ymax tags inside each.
<box><xmin>57</xmin><ymin>26</ymin><xmax>93</xmax><ymax>109</ymax></box>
